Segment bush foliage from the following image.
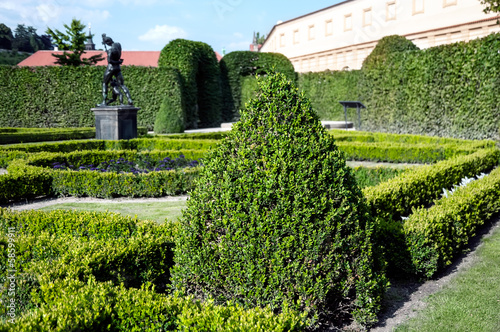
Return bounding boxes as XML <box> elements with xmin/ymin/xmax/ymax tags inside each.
<box><xmin>172</xmin><ymin>73</ymin><xmax>387</xmax><ymax>327</ymax></box>
<box><xmin>220</xmin><ymin>51</ymin><xmax>296</xmax><ymax>121</ymax></box>
<box><xmin>0</xmin><ymin>66</ymin><xmax>183</xmax><ymax>131</ymax></box>
<box><xmin>362</xmin><ymin>35</ymin><xmax>419</xmax><ymax>70</ymax></box>
<box><xmin>158</xmin><ymin>39</ymin><xmax>222</xmax><ymax>129</ymax></box>
<box><xmin>0</xmin><ymin>209</ymin><xmax>305</xmax><ymax>330</ymax></box>
<box><xmin>298</xmin><ymin>34</ymin><xmax>500</xmax><ymax>140</ymax></box>
<box><xmin>298</xmin><ymin>70</ymin><xmax>361</xmax><ymax>121</ymax></box>
<box><xmin>404</xmin><ymin>166</ymin><xmax>500</xmax><ymax>278</ymax></box>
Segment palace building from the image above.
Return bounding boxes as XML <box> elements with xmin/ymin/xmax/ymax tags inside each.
<box><xmin>260</xmin><ymin>0</ymin><xmax>500</xmax><ymax>72</ymax></box>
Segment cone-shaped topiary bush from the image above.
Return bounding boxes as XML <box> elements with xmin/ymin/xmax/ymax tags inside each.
<box><xmin>171</xmin><ymin>73</ymin><xmax>387</xmax><ymax>327</ymax></box>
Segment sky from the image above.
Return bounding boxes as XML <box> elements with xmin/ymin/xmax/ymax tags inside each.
<box><xmin>0</xmin><ymin>0</ymin><xmax>345</xmax><ymax>54</ymax></box>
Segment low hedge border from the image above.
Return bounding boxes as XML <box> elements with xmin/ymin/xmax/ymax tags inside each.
<box><xmin>0</xmin><ymin>127</ymin><xmax>148</xmax><ymax>145</ymax></box>
<box><xmin>0</xmin><ymin>150</ymin><xmax>202</xmax><ymax>202</ymax></box>
<box><xmin>329</xmin><ymin>129</ymin><xmax>497</xmax><ymax>147</ymax></box>
<box><xmin>363</xmin><ymin>148</ymin><xmax>500</xmax><ymax>222</ymax></box>
<box><xmin>337</xmin><ymin>141</ymin><xmax>484</xmax><ymax>163</ymax></box>
<box><xmin>0</xmin><ymin>136</ymin><xmax>490</xmax><ymax>169</ymax></box>
<box><xmin>1</xmin><ymin>139</ymin><xmax>497</xmax><ymax>202</ymax></box>
<box><xmin>49</xmin><ymin>166</ymin><xmax>199</xmax><ymax>198</ymax></box>
<box><xmin>23</xmin><ymin>149</ymin><xmax>207</xmax><ymax>168</ymax></box>
<box><xmin>0</xmin><ymin>138</ymin><xmax>213</xmax><ymax>167</ymax></box>
<box><xmin>403</xmin><ymin>166</ymin><xmax>500</xmax><ymax>278</ymax></box>
<box><xmin>0</xmin><ymin>209</ymin><xmax>176</xmax><ymax>316</ymax></box>
<box><xmin>0</xmin><ymin>209</ymin><xmax>305</xmax><ymax>330</ymax></box>
<box><xmin>1</xmin><ymin>279</ymin><xmax>306</xmax><ymax>331</ymax></box>
<box><xmin>0</xmin><ymin>137</ymin><xmax>216</xmax><ymax>153</ymax></box>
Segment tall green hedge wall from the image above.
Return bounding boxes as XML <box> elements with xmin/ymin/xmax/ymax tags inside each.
<box><xmin>298</xmin><ymin>70</ymin><xmax>361</xmax><ymax>121</ymax></box>
<box><xmin>0</xmin><ymin>65</ymin><xmax>183</xmax><ymax>131</ymax></box>
<box><xmin>298</xmin><ymin>33</ymin><xmax>500</xmax><ymax>140</ymax></box>
<box><xmin>219</xmin><ymin>51</ymin><xmax>296</xmax><ymax>121</ymax></box>
<box><xmin>359</xmin><ymin>33</ymin><xmax>500</xmax><ymax>139</ymax></box>
<box><xmin>158</xmin><ymin>39</ymin><xmax>222</xmax><ymax>129</ymax></box>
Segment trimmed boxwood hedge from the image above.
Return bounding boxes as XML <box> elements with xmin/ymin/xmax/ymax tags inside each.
<box><xmin>0</xmin><ymin>66</ymin><xmax>183</xmax><ymax>131</ymax></box>
<box><xmin>363</xmin><ymin>148</ymin><xmax>500</xmax><ymax>222</ymax></box>
<box><xmin>220</xmin><ymin>51</ymin><xmax>296</xmax><ymax>121</ymax></box>
<box><xmin>365</xmin><ymin>148</ymin><xmax>500</xmax><ymax>275</ymax></box>
<box><xmin>0</xmin><ymin>127</ymin><xmax>95</xmax><ymax>144</ymax></box>
<box><xmin>0</xmin><ymin>208</ymin><xmax>305</xmax><ymax>331</ymax></box>
<box><xmin>158</xmin><ymin>39</ymin><xmax>222</xmax><ymax>129</ymax></box>
<box><xmin>0</xmin><ymin>150</ymin><xmax>202</xmax><ymax>202</ymax></box>
<box><xmin>0</xmin><ymin>279</ymin><xmax>306</xmax><ymax>331</ymax></box>
<box><xmin>404</xmin><ymin>166</ymin><xmax>500</xmax><ymax>278</ymax></box>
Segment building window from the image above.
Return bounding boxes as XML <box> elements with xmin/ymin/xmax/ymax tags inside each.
<box><xmin>413</xmin><ymin>0</ymin><xmax>424</xmax><ymax>15</ymax></box>
<box><xmin>280</xmin><ymin>33</ymin><xmax>285</xmax><ymax>47</ymax></box>
<box><xmin>308</xmin><ymin>24</ymin><xmax>315</xmax><ymax>40</ymax></box>
<box><xmin>386</xmin><ymin>1</ymin><xmax>397</xmax><ymax>21</ymax></box>
<box><xmin>293</xmin><ymin>29</ymin><xmax>300</xmax><ymax>44</ymax></box>
<box><xmin>363</xmin><ymin>8</ymin><xmax>372</xmax><ymax>26</ymax></box>
<box><xmin>344</xmin><ymin>14</ymin><xmax>352</xmax><ymax>31</ymax></box>
<box><xmin>443</xmin><ymin>0</ymin><xmax>457</xmax><ymax>7</ymax></box>
<box><xmin>325</xmin><ymin>19</ymin><xmax>333</xmax><ymax>36</ymax></box>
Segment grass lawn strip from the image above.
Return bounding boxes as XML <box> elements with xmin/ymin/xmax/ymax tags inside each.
<box><xmin>37</xmin><ymin>199</ymin><xmax>187</xmax><ymax>223</ymax></box>
<box><xmin>394</xmin><ymin>217</ymin><xmax>500</xmax><ymax>332</ymax></box>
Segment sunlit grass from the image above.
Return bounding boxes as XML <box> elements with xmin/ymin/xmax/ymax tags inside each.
<box><xmin>38</xmin><ymin>200</ymin><xmax>187</xmax><ymax>223</ymax></box>
<box><xmin>395</xmin><ymin>222</ymin><xmax>500</xmax><ymax>332</ymax></box>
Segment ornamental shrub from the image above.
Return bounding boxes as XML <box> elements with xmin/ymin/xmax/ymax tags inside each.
<box><xmin>153</xmin><ymin>68</ymin><xmax>185</xmax><ymax>134</ymax></box>
<box><xmin>158</xmin><ymin>39</ymin><xmax>222</xmax><ymax>129</ymax></box>
<box><xmin>362</xmin><ymin>35</ymin><xmax>419</xmax><ymax>70</ymax></box>
<box><xmin>171</xmin><ymin>73</ymin><xmax>387</xmax><ymax>327</ymax></box>
<box><xmin>154</xmin><ymin>93</ymin><xmax>185</xmax><ymax>134</ymax></box>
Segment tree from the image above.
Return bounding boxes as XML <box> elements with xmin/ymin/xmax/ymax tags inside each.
<box><xmin>12</xmin><ymin>24</ymin><xmax>33</xmax><ymax>52</ymax></box>
<box><xmin>46</xmin><ymin>18</ymin><xmax>104</xmax><ymax>66</ymax></box>
<box><xmin>255</xmin><ymin>32</ymin><xmax>266</xmax><ymax>44</ymax></box>
<box><xmin>11</xmin><ymin>24</ymin><xmax>51</xmax><ymax>53</ymax></box>
<box><xmin>479</xmin><ymin>0</ymin><xmax>500</xmax><ymax>13</ymax></box>
<box><xmin>0</xmin><ymin>23</ymin><xmax>13</xmax><ymax>50</ymax></box>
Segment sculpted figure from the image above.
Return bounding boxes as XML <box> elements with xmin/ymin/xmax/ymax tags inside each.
<box><xmin>98</xmin><ymin>34</ymin><xmax>133</xmax><ymax>106</ymax></box>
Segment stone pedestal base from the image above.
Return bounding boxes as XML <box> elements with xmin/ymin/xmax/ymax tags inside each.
<box><xmin>92</xmin><ymin>106</ymin><xmax>140</xmax><ymax>140</ymax></box>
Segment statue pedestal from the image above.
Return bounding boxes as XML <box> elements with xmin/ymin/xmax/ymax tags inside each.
<box><xmin>92</xmin><ymin>106</ymin><xmax>140</xmax><ymax>140</ymax></box>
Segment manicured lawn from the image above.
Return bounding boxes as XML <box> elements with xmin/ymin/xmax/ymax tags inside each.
<box><xmin>395</xmin><ymin>221</ymin><xmax>500</xmax><ymax>332</ymax></box>
<box><xmin>38</xmin><ymin>200</ymin><xmax>187</xmax><ymax>223</ymax></box>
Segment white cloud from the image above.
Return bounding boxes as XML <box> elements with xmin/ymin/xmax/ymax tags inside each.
<box><xmin>233</xmin><ymin>32</ymin><xmax>243</xmax><ymax>39</ymax></box>
<box><xmin>138</xmin><ymin>24</ymin><xmax>187</xmax><ymax>44</ymax></box>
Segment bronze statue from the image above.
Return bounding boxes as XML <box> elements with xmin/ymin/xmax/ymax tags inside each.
<box><xmin>98</xmin><ymin>34</ymin><xmax>133</xmax><ymax>107</ymax></box>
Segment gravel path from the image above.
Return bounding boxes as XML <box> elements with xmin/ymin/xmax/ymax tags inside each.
<box><xmin>2</xmin><ymin>195</ymin><xmax>189</xmax><ymax>211</ymax></box>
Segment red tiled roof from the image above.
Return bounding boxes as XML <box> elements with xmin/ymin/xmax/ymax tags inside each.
<box><xmin>17</xmin><ymin>50</ymin><xmax>161</xmax><ymax>67</ymax></box>
<box><xmin>18</xmin><ymin>50</ymin><xmax>224</xmax><ymax>67</ymax></box>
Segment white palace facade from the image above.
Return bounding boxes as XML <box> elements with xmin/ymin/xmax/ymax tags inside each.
<box><xmin>260</xmin><ymin>0</ymin><xmax>500</xmax><ymax>72</ymax></box>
